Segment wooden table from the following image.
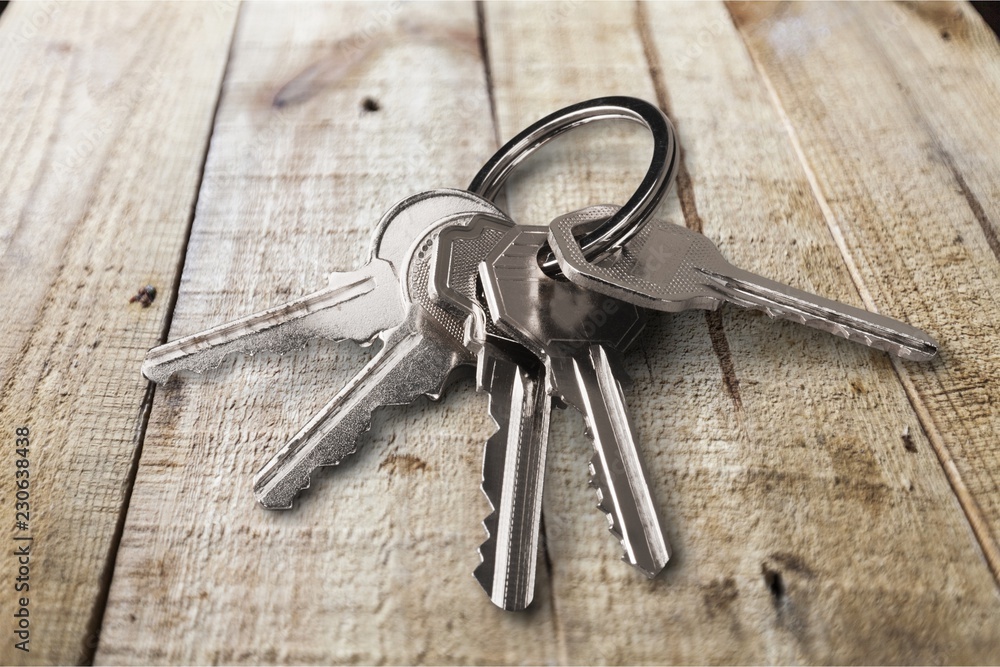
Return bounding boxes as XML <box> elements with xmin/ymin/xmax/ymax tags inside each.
<box><xmin>1</xmin><ymin>1</ymin><xmax>999</xmax><ymax>664</ymax></box>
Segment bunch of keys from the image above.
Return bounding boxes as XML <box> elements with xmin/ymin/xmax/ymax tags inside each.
<box><xmin>143</xmin><ymin>97</ymin><xmax>938</xmax><ymax>611</ymax></box>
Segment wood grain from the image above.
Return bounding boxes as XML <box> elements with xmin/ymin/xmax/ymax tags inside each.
<box><xmin>872</xmin><ymin>1</ymin><xmax>1000</xmax><ymax>254</ymax></box>
<box><xmin>15</xmin><ymin>0</ymin><xmax>990</xmax><ymax>663</ymax></box>
<box><xmin>483</xmin><ymin>1</ymin><xmax>1000</xmax><ymax>662</ymax></box>
<box><xmin>0</xmin><ymin>3</ymin><xmax>236</xmax><ymax>664</ymax></box>
<box><xmin>728</xmin><ymin>0</ymin><xmax>1000</xmax><ymax>580</ymax></box>
<box><xmin>95</xmin><ymin>3</ymin><xmax>562</xmax><ymax>663</ymax></box>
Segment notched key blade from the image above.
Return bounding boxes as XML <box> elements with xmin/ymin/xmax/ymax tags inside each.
<box><xmin>252</xmin><ymin>318</ymin><xmax>465</xmax><ymax>510</ymax></box>
<box><xmin>427</xmin><ymin>214</ymin><xmax>550</xmax><ymax>610</ymax></box>
<box><xmin>557</xmin><ymin>350</ymin><xmax>669</xmax><ymax>579</ymax></box>
<box><xmin>474</xmin><ymin>343</ymin><xmax>549</xmax><ymax>611</ymax></box>
<box><xmin>696</xmin><ymin>267</ymin><xmax>939</xmax><ymax>361</ymax></box>
<box><xmin>589</xmin><ymin>453</ymin><xmax>623</xmax><ymax>541</ymax></box>
<box><xmin>550</xmin><ymin>206</ymin><xmax>939</xmax><ymax>361</ymax></box>
<box><xmin>481</xmin><ymin>227</ymin><xmax>670</xmax><ymax>579</ymax></box>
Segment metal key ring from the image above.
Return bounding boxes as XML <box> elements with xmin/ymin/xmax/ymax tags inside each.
<box><xmin>468</xmin><ymin>96</ymin><xmax>680</xmax><ymax>272</ymax></box>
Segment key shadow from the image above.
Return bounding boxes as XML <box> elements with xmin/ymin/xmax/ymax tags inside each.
<box><xmin>270</xmin><ymin>361</ymin><xmax>480</xmax><ymax>515</ymax></box>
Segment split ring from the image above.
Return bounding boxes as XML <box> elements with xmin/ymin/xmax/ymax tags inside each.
<box><xmin>468</xmin><ymin>96</ymin><xmax>680</xmax><ymax>271</ymax></box>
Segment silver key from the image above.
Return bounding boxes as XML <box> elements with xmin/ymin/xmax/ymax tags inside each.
<box><xmin>480</xmin><ymin>226</ymin><xmax>671</xmax><ymax>578</ymax></box>
<box><xmin>473</xmin><ymin>338</ymin><xmax>549</xmax><ymax>610</ymax></box>
<box><xmin>142</xmin><ymin>190</ymin><xmax>504</xmax><ymax>383</ymax></box>
<box><xmin>253</xmin><ymin>204</ymin><xmax>517</xmax><ymax>509</ymax></box>
<box><xmin>433</xmin><ymin>222</ymin><xmax>551</xmax><ymax>611</ymax></box>
<box><xmin>549</xmin><ymin>206</ymin><xmax>938</xmax><ymax>361</ymax></box>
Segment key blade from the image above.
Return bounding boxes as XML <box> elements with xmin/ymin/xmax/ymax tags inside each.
<box><xmin>698</xmin><ymin>267</ymin><xmax>939</xmax><ymax>361</ymax></box>
<box><xmin>480</xmin><ymin>226</ymin><xmax>668</xmax><ymax>577</ymax></box>
<box><xmin>252</xmin><ymin>320</ymin><xmax>464</xmax><ymax>509</ymax></box>
<box><xmin>142</xmin><ymin>259</ymin><xmax>405</xmax><ymax>383</ymax></box>
<box><xmin>425</xmin><ymin>213</ymin><xmax>550</xmax><ymax>609</ymax></box>
<box><xmin>552</xmin><ymin>346</ymin><xmax>670</xmax><ymax>578</ymax></box>
<box><xmin>550</xmin><ymin>208</ymin><xmax>939</xmax><ymax>361</ymax></box>
<box><xmin>474</xmin><ymin>341</ymin><xmax>550</xmax><ymax>611</ymax></box>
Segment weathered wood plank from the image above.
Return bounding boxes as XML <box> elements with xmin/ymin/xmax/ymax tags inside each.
<box><xmin>870</xmin><ymin>1</ymin><xmax>1000</xmax><ymax>251</ymax></box>
<box><xmin>0</xmin><ymin>3</ymin><xmax>236</xmax><ymax>663</ymax></box>
<box><xmin>484</xmin><ymin>1</ymin><xmax>1000</xmax><ymax>662</ymax></box>
<box><xmin>96</xmin><ymin>3</ymin><xmax>561</xmax><ymax>663</ymax></box>
<box><xmin>728</xmin><ymin>0</ymin><xmax>1000</xmax><ymax>580</ymax></box>
<box><xmin>88</xmin><ymin>0</ymin><xmax>1000</xmax><ymax>663</ymax></box>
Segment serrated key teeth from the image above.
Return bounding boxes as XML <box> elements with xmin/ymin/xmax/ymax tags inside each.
<box><xmin>140</xmin><ymin>357</ymin><xmax>165</xmax><ymax>384</ymax></box>
<box><xmin>256</xmin><ymin>494</ymin><xmax>294</xmax><ymax>511</ymax></box>
<box><xmin>252</xmin><ymin>468</ymin><xmax>305</xmax><ymax>510</ymax></box>
<box><xmin>472</xmin><ymin>559</ymin><xmax>489</xmax><ymax>587</ymax></box>
<box><xmin>253</xmin><ymin>488</ymin><xmax>295</xmax><ymax>510</ymax></box>
<box><xmin>256</xmin><ymin>492</ymin><xmax>293</xmax><ymax>510</ymax></box>
<box><xmin>588</xmin><ymin>444</ymin><xmax>670</xmax><ymax>578</ymax></box>
<box><xmin>620</xmin><ymin>529</ymin><xmax>671</xmax><ymax>577</ymax></box>
<box><xmin>624</xmin><ymin>534</ymin><xmax>671</xmax><ymax>578</ymax></box>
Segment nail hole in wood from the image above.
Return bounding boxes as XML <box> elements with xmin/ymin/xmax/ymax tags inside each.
<box><xmin>362</xmin><ymin>97</ymin><xmax>381</xmax><ymax>112</ymax></box>
<box><xmin>762</xmin><ymin>566</ymin><xmax>785</xmax><ymax>602</ymax></box>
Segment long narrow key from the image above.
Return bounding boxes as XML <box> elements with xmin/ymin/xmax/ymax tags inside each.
<box><xmin>254</xmin><ymin>205</ymin><xmax>518</xmax><ymax>509</ymax></box>
<box><xmin>142</xmin><ymin>189</ymin><xmax>504</xmax><ymax>383</ymax></box>
<box><xmin>472</xmin><ymin>341</ymin><xmax>549</xmax><ymax>610</ymax></box>
<box><xmin>480</xmin><ymin>226</ymin><xmax>671</xmax><ymax>578</ymax></box>
<box><xmin>549</xmin><ymin>206</ymin><xmax>938</xmax><ymax>361</ymax></box>
<box><xmin>433</xmin><ymin>222</ymin><xmax>551</xmax><ymax>611</ymax></box>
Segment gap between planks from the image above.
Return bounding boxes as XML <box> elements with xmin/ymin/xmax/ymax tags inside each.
<box><xmin>635</xmin><ymin>1</ymin><xmax>747</xmax><ymax>414</ymax></box>
<box><xmin>94</xmin><ymin>2</ymin><xmax>999</xmax><ymax>660</ymax></box>
<box><xmin>721</xmin><ymin>0</ymin><xmax>1000</xmax><ymax>587</ymax></box>
<box><xmin>86</xmin><ymin>6</ymin><xmax>243</xmax><ymax>662</ymax></box>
